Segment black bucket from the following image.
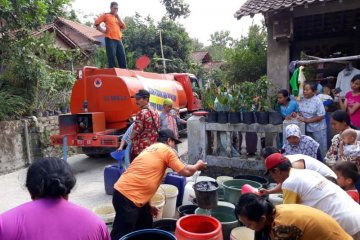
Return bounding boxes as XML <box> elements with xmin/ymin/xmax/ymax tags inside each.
<box><xmin>217</xmin><ymin>111</ymin><xmax>229</xmax><ymax>124</ymax></box>
<box><xmin>269</xmin><ymin>112</ymin><xmax>283</xmax><ymax>125</ymax></box>
<box><xmin>153</xmin><ymin>218</ymin><xmax>177</xmax><ymax>233</ymax></box>
<box><xmin>229</xmin><ymin>112</ymin><xmax>241</xmax><ymax>124</ymax></box>
<box><xmin>242</xmin><ymin>112</ymin><xmax>255</xmax><ymax>124</ymax></box>
<box><xmin>255</xmin><ymin>112</ymin><xmax>269</xmax><ymax>124</ymax></box>
<box><xmin>193</xmin><ymin>181</ymin><xmax>219</xmax><ymax>209</ymax></box>
<box><xmin>207</xmin><ymin>112</ymin><xmax>218</xmax><ymax>123</ymax></box>
<box><xmin>177</xmin><ymin>204</ymin><xmax>198</xmax><ymax>217</ymax></box>
<box><xmin>234</xmin><ymin>174</ymin><xmax>270</xmax><ymax>189</ymax></box>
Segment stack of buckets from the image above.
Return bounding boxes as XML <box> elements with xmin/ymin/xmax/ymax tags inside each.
<box><xmin>126</xmin><ymin>173</ymin><xmax>265</xmax><ymax>240</ymax></box>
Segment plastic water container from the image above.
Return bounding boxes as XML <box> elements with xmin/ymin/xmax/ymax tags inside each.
<box><xmin>216</xmin><ymin>176</ymin><xmax>233</xmax><ymax>201</ymax></box>
<box><xmin>150</xmin><ymin>192</ymin><xmax>166</xmax><ymax>220</ymax></box>
<box><xmin>182</xmin><ymin>176</ymin><xmax>217</xmax><ymax>205</ymax></box>
<box><xmin>175</xmin><ymin>215</ymin><xmax>223</xmax><ymax>240</ymax></box>
<box><xmin>158</xmin><ymin>184</ymin><xmax>179</xmax><ymax>218</ymax></box>
<box><xmin>120</xmin><ymin>229</ymin><xmax>176</xmax><ymax>240</ymax></box>
<box><xmin>182</xmin><ymin>182</ymin><xmax>195</xmax><ymax>205</ymax></box>
<box><xmin>195</xmin><ymin>205</ymin><xmax>239</xmax><ymax>240</ymax></box>
<box><xmin>104</xmin><ymin>165</ymin><xmax>124</xmax><ymax>195</ymax></box>
<box><xmin>92</xmin><ymin>203</ymin><xmax>115</xmax><ymax>232</ymax></box>
<box><xmin>230</xmin><ymin>227</ymin><xmax>254</xmax><ymax>240</ymax></box>
<box><xmin>165</xmin><ymin>172</ymin><xmax>186</xmax><ymax>206</ymax></box>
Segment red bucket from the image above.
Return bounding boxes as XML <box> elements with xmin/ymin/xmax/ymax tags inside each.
<box><xmin>175</xmin><ymin>215</ymin><xmax>223</xmax><ymax>240</ymax></box>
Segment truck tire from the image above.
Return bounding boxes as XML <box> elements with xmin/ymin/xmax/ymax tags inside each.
<box><xmin>82</xmin><ymin>147</ymin><xmax>114</xmax><ymax>158</ymax></box>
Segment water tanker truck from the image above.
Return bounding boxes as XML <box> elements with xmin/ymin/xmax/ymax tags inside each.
<box><xmin>50</xmin><ymin>66</ymin><xmax>202</xmax><ymax>156</ymax></box>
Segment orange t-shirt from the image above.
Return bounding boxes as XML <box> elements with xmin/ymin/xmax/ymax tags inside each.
<box><xmin>94</xmin><ymin>13</ymin><xmax>126</xmax><ymax>40</ymax></box>
<box><xmin>114</xmin><ymin>143</ymin><xmax>185</xmax><ymax>207</ymax></box>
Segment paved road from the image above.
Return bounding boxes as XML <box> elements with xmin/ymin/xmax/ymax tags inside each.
<box><xmin>0</xmin><ymin>138</ymin><xmax>188</xmax><ymax>214</ymax></box>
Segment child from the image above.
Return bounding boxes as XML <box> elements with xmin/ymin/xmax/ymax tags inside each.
<box><xmin>334</xmin><ymin>161</ymin><xmax>360</xmax><ymax>203</ymax></box>
<box><xmin>340</xmin><ymin>129</ymin><xmax>360</xmax><ymax>167</ymax></box>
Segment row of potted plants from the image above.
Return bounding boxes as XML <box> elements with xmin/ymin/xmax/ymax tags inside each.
<box><xmin>201</xmin><ymin>77</ymin><xmax>283</xmax><ymax>125</ymax></box>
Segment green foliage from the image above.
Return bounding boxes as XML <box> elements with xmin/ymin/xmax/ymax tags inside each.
<box><xmin>192</xmin><ymin>38</ymin><xmax>205</xmax><ymax>51</ymax></box>
<box><xmin>205</xmin><ymin>30</ymin><xmax>235</xmax><ymax>61</ymax></box>
<box><xmin>224</xmin><ymin>23</ymin><xmax>267</xmax><ymax>84</ymax></box>
<box><xmin>229</xmin><ymin>86</ymin><xmax>241</xmax><ymax>112</ymax></box>
<box><xmin>0</xmin><ymin>33</ymin><xmax>79</xmax><ymax>119</ymax></box>
<box><xmin>122</xmin><ymin>15</ymin><xmax>193</xmax><ymax>73</ymax></box>
<box><xmin>160</xmin><ymin>0</ymin><xmax>190</xmax><ymax>20</ymax></box>
<box><xmin>209</xmin><ymin>30</ymin><xmax>234</xmax><ymax>47</ymax></box>
<box><xmin>0</xmin><ymin>90</ymin><xmax>28</xmax><ymax>121</ymax></box>
<box><xmin>0</xmin><ymin>0</ymin><xmax>71</xmax><ymax>38</ymax></box>
<box><xmin>216</xmin><ymin>85</ymin><xmax>230</xmax><ymax>106</ymax></box>
<box><xmin>239</xmin><ymin>81</ymin><xmax>257</xmax><ymax>111</ymax></box>
<box><xmin>200</xmin><ymin>82</ymin><xmax>217</xmax><ymax>111</ymax></box>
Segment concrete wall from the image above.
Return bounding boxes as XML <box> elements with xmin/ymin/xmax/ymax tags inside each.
<box><xmin>187</xmin><ymin>116</ymin><xmax>283</xmax><ymax>177</ymax></box>
<box><xmin>266</xmin><ymin>13</ymin><xmax>291</xmax><ymax>90</ymax></box>
<box><xmin>0</xmin><ymin>116</ymin><xmax>79</xmax><ymax>175</ymax></box>
<box><xmin>0</xmin><ymin>120</ymin><xmax>27</xmax><ymax>174</ymax></box>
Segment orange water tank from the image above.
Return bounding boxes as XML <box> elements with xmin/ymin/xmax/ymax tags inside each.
<box><xmin>71</xmin><ymin>67</ymin><xmax>189</xmax><ymax>129</ymax></box>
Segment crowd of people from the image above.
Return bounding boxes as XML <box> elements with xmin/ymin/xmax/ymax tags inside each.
<box><xmin>1</xmin><ymin>20</ymin><xmax>360</xmax><ymax>238</ymax></box>
<box><xmin>234</xmin><ymin>74</ymin><xmax>360</xmax><ymax>240</ymax></box>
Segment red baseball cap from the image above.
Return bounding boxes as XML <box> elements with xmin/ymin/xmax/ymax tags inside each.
<box><xmin>265</xmin><ymin>153</ymin><xmax>288</xmax><ymax>174</ymax></box>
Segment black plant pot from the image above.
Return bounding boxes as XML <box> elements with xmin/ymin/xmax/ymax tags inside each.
<box><xmin>217</xmin><ymin>111</ymin><xmax>229</xmax><ymax>124</ymax></box>
<box><xmin>255</xmin><ymin>111</ymin><xmax>269</xmax><ymax>124</ymax></box>
<box><xmin>269</xmin><ymin>112</ymin><xmax>283</xmax><ymax>125</ymax></box>
<box><xmin>242</xmin><ymin>111</ymin><xmax>255</xmax><ymax>124</ymax></box>
<box><xmin>229</xmin><ymin>112</ymin><xmax>241</xmax><ymax>124</ymax></box>
<box><xmin>207</xmin><ymin>111</ymin><xmax>218</xmax><ymax>123</ymax></box>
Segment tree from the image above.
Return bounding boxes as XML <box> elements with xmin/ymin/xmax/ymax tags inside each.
<box><xmin>191</xmin><ymin>38</ymin><xmax>205</xmax><ymax>51</ymax></box>
<box><xmin>224</xmin><ymin>23</ymin><xmax>267</xmax><ymax>84</ymax></box>
<box><xmin>0</xmin><ymin>0</ymin><xmax>78</xmax><ymax>120</ymax></box>
<box><xmin>209</xmin><ymin>30</ymin><xmax>234</xmax><ymax>47</ymax></box>
<box><xmin>160</xmin><ymin>0</ymin><xmax>190</xmax><ymax>21</ymax></box>
<box><xmin>0</xmin><ymin>0</ymin><xmax>71</xmax><ymax>38</ymax></box>
<box><xmin>121</xmin><ymin>14</ymin><xmax>193</xmax><ymax>73</ymax></box>
<box><xmin>205</xmin><ymin>30</ymin><xmax>235</xmax><ymax>61</ymax></box>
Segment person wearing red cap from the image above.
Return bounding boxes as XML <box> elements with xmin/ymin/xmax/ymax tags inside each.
<box><xmin>263</xmin><ymin>153</ymin><xmax>360</xmax><ymax>239</ymax></box>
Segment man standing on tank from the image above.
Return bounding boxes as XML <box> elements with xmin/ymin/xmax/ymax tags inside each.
<box><xmin>95</xmin><ymin>2</ymin><xmax>127</xmax><ymax>68</ymax></box>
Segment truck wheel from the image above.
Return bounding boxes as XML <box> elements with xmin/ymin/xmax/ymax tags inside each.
<box><xmin>82</xmin><ymin>147</ymin><xmax>113</xmax><ymax>158</ymax></box>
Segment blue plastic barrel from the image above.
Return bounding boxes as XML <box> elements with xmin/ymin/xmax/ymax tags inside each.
<box><xmin>120</xmin><ymin>229</ymin><xmax>176</xmax><ymax>240</ymax></box>
<box><xmin>165</xmin><ymin>172</ymin><xmax>186</xmax><ymax>206</ymax></box>
<box><xmin>104</xmin><ymin>165</ymin><xmax>124</xmax><ymax>195</ymax></box>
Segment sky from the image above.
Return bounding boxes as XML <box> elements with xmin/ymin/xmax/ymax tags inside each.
<box><xmin>71</xmin><ymin>0</ymin><xmax>263</xmax><ymax>46</ymax></box>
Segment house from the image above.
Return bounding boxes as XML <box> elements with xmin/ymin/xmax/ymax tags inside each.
<box><xmin>33</xmin><ymin>17</ymin><xmax>104</xmax><ymax>57</ymax></box>
<box><xmin>235</xmin><ymin>0</ymin><xmax>360</xmax><ymax>89</ymax></box>
<box><xmin>192</xmin><ymin>51</ymin><xmax>224</xmax><ymax>71</ymax></box>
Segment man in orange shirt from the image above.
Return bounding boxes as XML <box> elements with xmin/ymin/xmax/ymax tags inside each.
<box><xmin>110</xmin><ymin>129</ymin><xmax>207</xmax><ymax>240</ymax></box>
<box><xmin>95</xmin><ymin>2</ymin><xmax>127</xmax><ymax>68</ymax></box>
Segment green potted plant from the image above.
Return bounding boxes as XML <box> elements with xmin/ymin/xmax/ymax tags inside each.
<box><xmin>254</xmin><ymin>76</ymin><xmax>271</xmax><ymax>124</ymax></box>
<box><xmin>228</xmin><ymin>86</ymin><xmax>241</xmax><ymax>123</ymax></box>
<box><xmin>239</xmin><ymin>81</ymin><xmax>256</xmax><ymax>124</ymax></box>
<box><xmin>268</xmin><ymin>93</ymin><xmax>283</xmax><ymax>125</ymax></box>
<box><xmin>215</xmin><ymin>85</ymin><xmax>231</xmax><ymax>124</ymax></box>
<box><xmin>200</xmin><ymin>82</ymin><xmax>217</xmax><ymax>122</ymax></box>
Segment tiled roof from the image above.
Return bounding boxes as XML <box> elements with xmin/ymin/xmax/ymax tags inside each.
<box><xmin>192</xmin><ymin>51</ymin><xmax>211</xmax><ymax>64</ymax></box>
<box><xmin>234</xmin><ymin>0</ymin><xmax>335</xmax><ymax>19</ymax></box>
<box><xmin>55</xmin><ymin>17</ymin><xmax>103</xmax><ymax>42</ymax></box>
